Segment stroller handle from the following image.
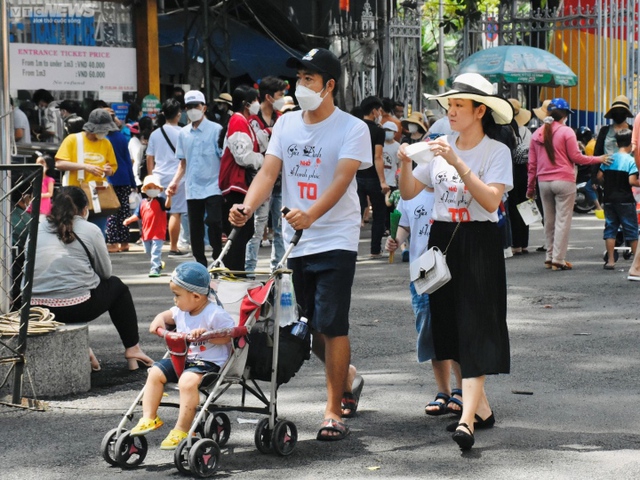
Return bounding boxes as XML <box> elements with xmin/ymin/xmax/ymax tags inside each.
<box><xmin>281</xmin><ymin>206</ymin><xmax>303</xmax><ymax>246</ymax></box>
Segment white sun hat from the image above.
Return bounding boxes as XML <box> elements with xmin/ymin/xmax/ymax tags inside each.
<box><xmin>423</xmin><ymin>73</ymin><xmax>514</xmax><ymax>125</ymax></box>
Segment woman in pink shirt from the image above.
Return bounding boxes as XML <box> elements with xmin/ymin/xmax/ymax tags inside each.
<box><xmin>527</xmin><ymin>98</ymin><xmax>610</xmax><ymax>270</ymax></box>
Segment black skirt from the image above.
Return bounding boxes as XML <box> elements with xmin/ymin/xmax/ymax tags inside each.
<box><xmin>428</xmin><ymin>220</ymin><xmax>510</xmax><ymax>378</ymax></box>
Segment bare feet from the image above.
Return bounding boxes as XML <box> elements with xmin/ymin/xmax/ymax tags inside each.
<box><xmin>89</xmin><ymin>348</ymin><xmax>101</xmax><ymax>372</ymax></box>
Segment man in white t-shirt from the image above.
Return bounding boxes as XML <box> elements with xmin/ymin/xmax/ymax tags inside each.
<box><xmin>229</xmin><ymin>48</ymin><xmax>372</xmax><ymax>442</ymax></box>
<box><xmin>12</xmin><ymin>98</ymin><xmax>31</xmax><ymax>144</ymax></box>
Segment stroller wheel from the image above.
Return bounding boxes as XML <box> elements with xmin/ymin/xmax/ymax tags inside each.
<box><xmin>272</xmin><ymin>420</ymin><xmax>298</xmax><ymax>456</ymax></box>
<box><xmin>623</xmin><ymin>250</ymin><xmax>633</xmax><ymax>260</ymax></box>
<box><xmin>100</xmin><ymin>428</ymin><xmax>120</xmax><ymax>466</ymax></box>
<box><xmin>188</xmin><ymin>438</ymin><xmax>221</xmax><ymax>478</ymax></box>
<box><xmin>174</xmin><ymin>438</ymin><xmax>192</xmax><ymax>475</ymax></box>
<box><xmin>204</xmin><ymin>412</ymin><xmax>231</xmax><ymax>447</ymax></box>
<box><xmin>603</xmin><ymin>250</ymin><xmax>619</xmax><ymax>263</ymax></box>
<box><xmin>254</xmin><ymin>418</ymin><xmax>273</xmax><ymax>454</ymax></box>
<box><xmin>114</xmin><ymin>431</ymin><xmax>148</xmax><ymax>468</ymax></box>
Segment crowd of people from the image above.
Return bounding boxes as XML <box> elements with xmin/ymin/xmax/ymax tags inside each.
<box><xmin>9</xmin><ymin>47</ymin><xmax>640</xmax><ymax>453</ymax></box>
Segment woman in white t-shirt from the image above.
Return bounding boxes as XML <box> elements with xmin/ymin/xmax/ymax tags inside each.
<box><xmin>146</xmin><ymin>99</ymin><xmax>188</xmax><ymax>255</ymax></box>
<box><xmin>398</xmin><ymin>73</ymin><xmax>513</xmax><ymax>451</ymax></box>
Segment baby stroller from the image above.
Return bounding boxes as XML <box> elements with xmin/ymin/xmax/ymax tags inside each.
<box><xmin>101</xmin><ymin>219</ymin><xmax>311</xmax><ymax>477</ymax></box>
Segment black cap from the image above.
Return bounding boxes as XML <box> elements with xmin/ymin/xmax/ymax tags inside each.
<box><xmin>286</xmin><ymin>48</ymin><xmax>341</xmax><ymax>81</ymax></box>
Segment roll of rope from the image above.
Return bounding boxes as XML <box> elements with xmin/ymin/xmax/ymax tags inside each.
<box><xmin>0</xmin><ymin>307</ymin><xmax>63</xmax><ymax>336</ymax></box>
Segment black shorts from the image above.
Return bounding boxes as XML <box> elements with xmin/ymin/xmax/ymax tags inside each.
<box><xmin>288</xmin><ymin>250</ymin><xmax>357</xmax><ymax>337</ymax></box>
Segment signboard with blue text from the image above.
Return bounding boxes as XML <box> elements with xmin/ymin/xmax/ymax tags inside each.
<box><xmin>7</xmin><ymin>1</ymin><xmax>136</xmax><ymax>92</ymax></box>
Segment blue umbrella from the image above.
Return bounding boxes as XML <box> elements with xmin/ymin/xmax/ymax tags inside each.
<box><xmin>453</xmin><ymin>45</ymin><xmax>577</xmax><ymax>87</ymax></box>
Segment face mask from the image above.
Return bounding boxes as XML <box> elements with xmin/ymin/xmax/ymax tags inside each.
<box><xmin>95</xmin><ymin>132</ymin><xmax>107</xmax><ymax>140</ymax></box>
<box><xmin>272</xmin><ymin>97</ymin><xmax>286</xmax><ymax>111</ymax></box>
<box><xmin>145</xmin><ymin>189</ymin><xmax>161</xmax><ymax>198</ymax></box>
<box><xmin>408</xmin><ymin>123</ymin><xmax>419</xmax><ymax>134</ymax></box>
<box><xmin>187</xmin><ymin>108</ymin><xmax>204</xmax><ymax>122</ymax></box>
<box><xmin>611</xmin><ymin>112</ymin><xmax>628</xmax><ymax>124</ymax></box>
<box><xmin>376</xmin><ymin>113</ymin><xmax>383</xmax><ymax>124</ymax></box>
<box><xmin>295</xmin><ymin>84</ymin><xmax>326</xmax><ymax>112</ymax></box>
<box><xmin>385</xmin><ymin>131</ymin><xmax>395</xmax><ymax>141</ymax></box>
<box><xmin>248</xmin><ymin>101</ymin><xmax>261</xmax><ymax>116</ymax></box>
<box><xmin>82</xmin><ymin>208</ymin><xmax>89</xmax><ymax>220</ymax></box>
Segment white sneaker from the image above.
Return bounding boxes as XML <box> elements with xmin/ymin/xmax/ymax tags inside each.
<box><xmin>260</xmin><ymin>239</ymin><xmax>272</xmax><ymax>248</ymax></box>
<box><xmin>177</xmin><ymin>242</ymin><xmax>191</xmax><ymax>251</ymax></box>
<box><xmin>504</xmin><ymin>248</ymin><xmax>513</xmax><ymax>259</ymax></box>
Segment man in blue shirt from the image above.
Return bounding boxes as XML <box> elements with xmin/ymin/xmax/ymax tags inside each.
<box><xmin>167</xmin><ymin>90</ymin><xmax>224</xmax><ymax>266</ymax></box>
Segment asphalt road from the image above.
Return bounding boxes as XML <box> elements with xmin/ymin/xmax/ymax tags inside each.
<box><xmin>2</xmin><ymin>212</ymin><xmax>640</xmax><ymax>479</ymax></box>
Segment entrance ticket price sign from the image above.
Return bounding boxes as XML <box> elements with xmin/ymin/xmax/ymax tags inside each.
<box><xmin>10</xmin><ymin>43</ymin><xmax>137</xmax><ymax>92</ymax></box>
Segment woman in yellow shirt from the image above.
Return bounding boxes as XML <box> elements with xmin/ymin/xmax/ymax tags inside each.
<box><xmin>55</xmin><ymin>108</ymin><xmax>119</xmax><ymax>234</ymax></box>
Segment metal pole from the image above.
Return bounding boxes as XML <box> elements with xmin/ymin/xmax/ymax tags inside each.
<box><xmin>202</xmin><ymin>0</ymin><xmax>210</xmax><ymax>99</ymax></box>
<box><xmin>1</xmin><ymin>0</ymin><xmax>12</xmax><ymax>315</ymax></box>
<box><xmin>438</xmin><ymin>0</ymin><xmax>445</xmax><ymax>93</ymax></box>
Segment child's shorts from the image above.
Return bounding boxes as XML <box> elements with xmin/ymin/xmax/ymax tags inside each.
<box><xmin>154</xmin><ymin>358</ymin><xmax>221</xmax><ymax>383</ymax></box>
<box><xmin>603</xmin><ymin>203</ymin><xmax>639</xmax><ymax>241</ymax></box>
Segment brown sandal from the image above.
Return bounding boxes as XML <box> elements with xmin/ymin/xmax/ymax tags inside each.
<box><xmin>552</xmin><ymin>261</ymin><xmax>573</xmax><ymax>271</ymax></box>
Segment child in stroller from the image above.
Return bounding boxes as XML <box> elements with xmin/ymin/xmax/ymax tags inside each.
<box><xmin>130</xmin><ymin>262</ymin><xmax>234</xmax><ymax>450</ymax></box>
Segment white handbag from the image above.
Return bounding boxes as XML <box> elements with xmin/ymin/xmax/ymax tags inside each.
<box><xmin>410</xmin><ymin>246</ymin><xmax>452</xmax><ymax>295</ymax></box>
<box><xmin>410</xmin><ymin>221</ymin><xmax>461</xmax><ymax>295</ymax></box>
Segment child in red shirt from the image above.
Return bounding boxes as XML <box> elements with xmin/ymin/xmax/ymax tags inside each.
<box><xmin>124</xmin><ymin>174</ymin><xmax>172</xmax><ymax>277</ymax></box>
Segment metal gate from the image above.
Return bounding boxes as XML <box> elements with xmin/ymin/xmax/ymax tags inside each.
<box><xmin>383</xmin><ymin>5</ymin><xmax>422</xmax><ymax>117</ymax></box>
<box><xmin>463</xmin><ymin>1</ymin><xmax>640</xmax><ymax>131</ymax></box>
<box><xmin>0</xmin><ymin>165</ymin><xmax>43</xmax><ymax>409</ymax></box>
<box><xmin>329</xmin><ymin>0</ymin><xmax>379</xmax><ymax>113</ymax></box>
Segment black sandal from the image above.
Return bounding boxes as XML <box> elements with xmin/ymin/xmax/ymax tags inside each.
<box><xmin>446</xmin><ymin>388</ymin><xmax>463</xmax><ymax>416</ymax></box>
<box><xmin>425</xmin><ymin>392</ymin><xmax>450</xmax><ymax>416</ymax></box>
<box><xmin>446</xmin><ymin>412</ymin><xmax>495</xmax><ymax>432</ymax></box>
<box><xmin>452</xmin><ymin>422</ymin><xmax>474</xmax><ymax>450</ymax></box>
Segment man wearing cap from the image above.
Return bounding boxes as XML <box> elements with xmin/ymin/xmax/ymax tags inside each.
<box><xmin>55</xmin><ymin>108</ymin><xmax>119</xmax><ymax>233</ymax></box>
<box><xmin>229</xmin><ymin>47</ymin><xmax>372</xmax><ymax>441</ymax></box>
<box><xmin>167</xmin><ymin>90</ymin><xmax>224</xmax><ymax>267</ymax></box>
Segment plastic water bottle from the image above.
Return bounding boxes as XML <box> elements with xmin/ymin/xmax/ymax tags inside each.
<box><xmin>279</xmin><ymin>273</ymin><xmax>297</xmax><ymax>327</ymax></box>
<box><xmin>291</xmin><ymin>317</ymin><xmax>309</xmax><ymax>339</ymax></box>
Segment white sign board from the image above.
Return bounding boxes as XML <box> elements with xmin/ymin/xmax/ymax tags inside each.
<box><xmin>10</xmin><ymin>43</ymin><xmax>137</xmax><ymax>92</ymax></box>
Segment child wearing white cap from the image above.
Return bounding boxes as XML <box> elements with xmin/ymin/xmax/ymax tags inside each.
<box><xmin>124</xmin><ymin>174</ymin><xmax>172</xmax><ymax>277</ymax></box>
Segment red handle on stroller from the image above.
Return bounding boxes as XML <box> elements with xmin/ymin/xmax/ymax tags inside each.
<box><xmin>155</xmin><ymin>326</ymin><xmax>248</xmax><ymax>377</ymax></box>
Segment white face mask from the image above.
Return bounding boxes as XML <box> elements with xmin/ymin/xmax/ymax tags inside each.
<box><xmin>272</xmin><ymin>97</ymin><xmax>286</xmax><ymax>111</ymax></box>
<box><xmin>408</xmin><ymin>123</ymin><xmax>419</xmax><ymax>134</ymax></box>
<box><xmin>295</xmin><ymin>84</ymin><xmax>326</xmax><ymax>112</ymax></box>
<box><xmin>187</xmin><ymin>108</ymin><xmax>204</xmax><ymax>122</ymax></box>
<box><xmin>82</xmin><ymin>208</ymin><xmax>89</xmax><ymax>220</ymax></box>
<box><xmin>248</xmin><ymin>101</ymin><xmax>261</xmax><ymax>116</ymax></box>
<box><xmin>385</xmin><ymin>131</ymin><xmax>395</xmax><ymax>141</ymax></box>
<box><xmin>95</xmin><ymin>132</ymin><xmax>107</xmax><ymax>140</ymax></box>
<box><xmin>145</xmin><ymin>188</ymin><xmax>161</xmax><ymax>198</ymax></box>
